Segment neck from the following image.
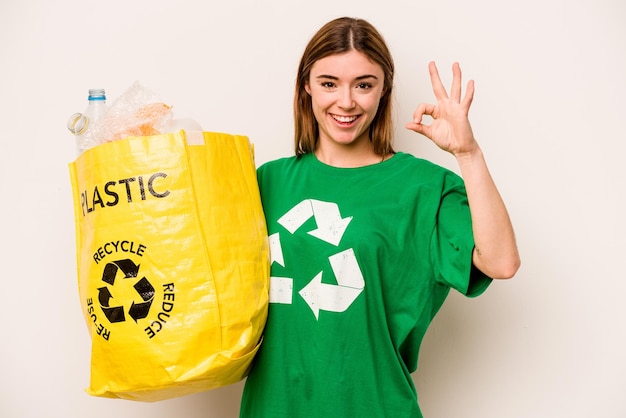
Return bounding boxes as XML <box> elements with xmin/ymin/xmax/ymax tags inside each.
<box><xmin>314</xmin><ymin>141</ymin><xmax>383</xmax><ymax>168</ymax></box>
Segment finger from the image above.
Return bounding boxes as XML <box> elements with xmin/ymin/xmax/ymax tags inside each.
<box><xmin>405</xmin><ymin>121</ymin><xmax>431</xmax><ymax>138</ymax></box>
<box><xmin>451</xmin><ymin>62</ymin><xmax>462</xmax><ymax>103</ymax></box>
<box><xmin>428</xmin><ymin>61</ymin><xmax>448</xmax><ymax>100</ymax></box>
<box><xmin>411</xmin><ymin>103</ymin><xmax>436</xmax><ymax>124</ymax></box>
<box><xmin>462</xmin><ymin>79</ymin><xmax>475</xmax><ymax>110</ymax></box>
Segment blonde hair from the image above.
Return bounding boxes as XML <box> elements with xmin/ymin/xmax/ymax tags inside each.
<box><xmin>294</xmin><ymin>17</ymin><xmax>395</xmax><ymax>157</ymax></box>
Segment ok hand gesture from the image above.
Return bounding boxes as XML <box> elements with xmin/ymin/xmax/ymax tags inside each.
<box><xmin>405</xmin><ymin>62</ymin><xmax>478</xmax><ymax>157</ymax></box>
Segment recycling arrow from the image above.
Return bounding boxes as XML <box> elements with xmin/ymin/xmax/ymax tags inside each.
<box><xmin>98</xmin><ymin>286</ymin><xmax>126</xmax><ymax>323</ymax></box>
<box><xmin>298</xmin><ymin>248</ymin><xmax>364</xmax><ymax>319</ymax></box>
<box><xmin>270</xmin><ymin>200</ymin><xmax>365</xmax><ymax>318</ymax></box>
<box><xmin>269</xmin><ymin>232</ymin><xmax>284</xmax><ymax>267</ymax></box>
<box><xmin>102</xmin><ymin>259</ymin><xmax>140</xmax><ymax>284</ymax></box>
<box><xmin>129</xmin><ymin>277</ymin><xmax>155</xmax><ymax>322</ymax></box>
<box><xmin>97</xmin><ymin>259</ymin><xmax>154</xmax><ymax>324</ymax></box>
<box><xmin>278</xmin><ymin>199</ymin><xmax>352</xmax><ymax>246</ymax></box>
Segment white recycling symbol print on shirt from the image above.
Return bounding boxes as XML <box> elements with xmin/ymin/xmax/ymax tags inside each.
<box><xmin>269</xmin><ymin>199</ymin><xmax>365</xmax><ymax>320</ymax></box>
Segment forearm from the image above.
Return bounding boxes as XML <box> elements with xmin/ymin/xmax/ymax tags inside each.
<box><xmin>455</xmin><ymin>146</ymin><xmax>520</xmax><ymax>279</ymax></box>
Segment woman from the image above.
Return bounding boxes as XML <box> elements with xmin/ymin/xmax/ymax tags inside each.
<box><xmin>240</xmin><ymin>16</ymin><xmax>520</xmax><ymax>418</ymax></box>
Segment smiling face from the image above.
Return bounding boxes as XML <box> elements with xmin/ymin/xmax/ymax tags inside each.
<box><xmin>305</xmin><ymin>50</ymin><xmax>386</xmax><ymax>157</ymax></box>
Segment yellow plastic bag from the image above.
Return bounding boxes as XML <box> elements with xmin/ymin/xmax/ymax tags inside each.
<box><xmin>68</xmin><ymin>131</ymin><xmax>269</xmax><ymax>401</ymax></box>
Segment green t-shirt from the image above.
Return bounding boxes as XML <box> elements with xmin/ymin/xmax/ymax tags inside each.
<box><xmin>240</xmin><ymin>152</ymin><xmax>491</xmax><ymax>418</ymax></box>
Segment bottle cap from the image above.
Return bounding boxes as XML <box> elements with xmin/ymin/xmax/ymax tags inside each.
<box><xmin>88</xmin><ymin>89</ymin><xmax>106</xmax><ymax>101</ymax></box>
<box><xmin>67</xmin><ymin>112</ymin><xmax>89</xmax><ymax>135</ymax></box>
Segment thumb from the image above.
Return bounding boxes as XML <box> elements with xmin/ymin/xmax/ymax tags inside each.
<box><xmin>406</xmin><ymin>121</ymin><xmax>430</xmax><ymax>138</ymax></box>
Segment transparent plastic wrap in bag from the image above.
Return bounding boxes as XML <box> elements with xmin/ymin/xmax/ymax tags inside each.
<box><xmin>80</xmin><ymin>81</ymin><xmax>173</xmax><ymax>150</ymax></box>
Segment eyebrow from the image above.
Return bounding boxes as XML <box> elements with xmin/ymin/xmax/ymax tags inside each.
<box><xmin>315</xmin><ymin>74</ymin><xmax>379</xmax><ymax>81</ymax></box>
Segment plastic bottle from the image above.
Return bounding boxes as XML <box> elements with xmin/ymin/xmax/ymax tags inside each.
<box><xmin>162</xmin><ymin>117</ymin><xmax>204</xmax><ymax>145</ymax></box>
<box><xmin>67</xmin><ymin>88</ymin><xmax>108</xmax><ymax>155</ymax></box>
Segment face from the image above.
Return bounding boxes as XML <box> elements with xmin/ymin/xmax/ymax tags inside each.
<box><xmin>305</xmin><ymin>50</ymin><xmax>385</xmax><ymax>152</ymax></box>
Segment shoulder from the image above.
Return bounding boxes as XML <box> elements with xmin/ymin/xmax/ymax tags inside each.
<box><xmin>257</xmin><ymin>155</ymin><xmax>301</xmax><ymax>177</ymax></box>
<box><xmin>258</xmin><ymin>155</ymin><xmax>298</xmax><ymax>170</ymax></box>
<box><xmin>391</xmin><ymin>152</ymin><xmax>463</xmax><ymax>186</ymax></box>
<box><xmin>257</xmin><ymin>155</ymin><xmax>309</xmax><ymax>189</ymax></box>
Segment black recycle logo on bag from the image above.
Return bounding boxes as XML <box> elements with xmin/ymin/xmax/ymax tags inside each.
<box><xmin>98</xmin><ymin>259</ymin><xmax>155</xmax><ymax>323</ymax></box>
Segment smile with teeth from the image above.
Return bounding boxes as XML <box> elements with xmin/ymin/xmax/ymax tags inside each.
<box><xmin>331</xmin><ymin>114</ymin><xmax>359</xmax><ymax>124</ymax></box>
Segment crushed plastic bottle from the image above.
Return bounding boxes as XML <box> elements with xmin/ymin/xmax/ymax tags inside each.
<box><xmin>67</xmin><ymin>89</ymin><xmax>107</xmax><ymax>155</ymax></box>
<box><xmin>162</xmin><ymin>118</ymin><xmax>204</xmax><ymax>145</ymax></box>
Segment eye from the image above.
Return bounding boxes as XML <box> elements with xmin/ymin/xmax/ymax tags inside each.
<box><xmin>321</xmin><ymin>81</ymin><xmax>336</xmax><ymax>89</ymax></box>
<box><xmin>356</xmin><ymin>82</ymin><xmax>373</xmax><ymax>90</ymax></box>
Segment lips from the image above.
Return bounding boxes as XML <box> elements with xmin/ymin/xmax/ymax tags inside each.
<box><xmin>331</xmin><ymin>114</ymin><xmax>359</xmax><ymax>124</ymax></box>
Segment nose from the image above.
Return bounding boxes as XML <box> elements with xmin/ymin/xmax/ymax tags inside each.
<box><xmin>337</xmin><ymin>87</ymin><xmax>355</xmax><ymax>109</ymax></box>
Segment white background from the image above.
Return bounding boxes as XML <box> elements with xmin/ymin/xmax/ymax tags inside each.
<box><xmin>1</xmin><ymin>0</ymin><xmax>624</xmax><ymax>417</ymax></box>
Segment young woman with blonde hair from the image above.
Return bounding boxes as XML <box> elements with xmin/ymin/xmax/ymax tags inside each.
<box><xmin>240</xmin><ymin>16</ymin><xmax>520</xmax><ymax>418</ymax></box>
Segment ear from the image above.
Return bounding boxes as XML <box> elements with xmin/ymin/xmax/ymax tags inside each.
<box><xmin>304</xmin><ymin>82</ymin><xmax>312</xmax><ymax>96</ymax></box>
